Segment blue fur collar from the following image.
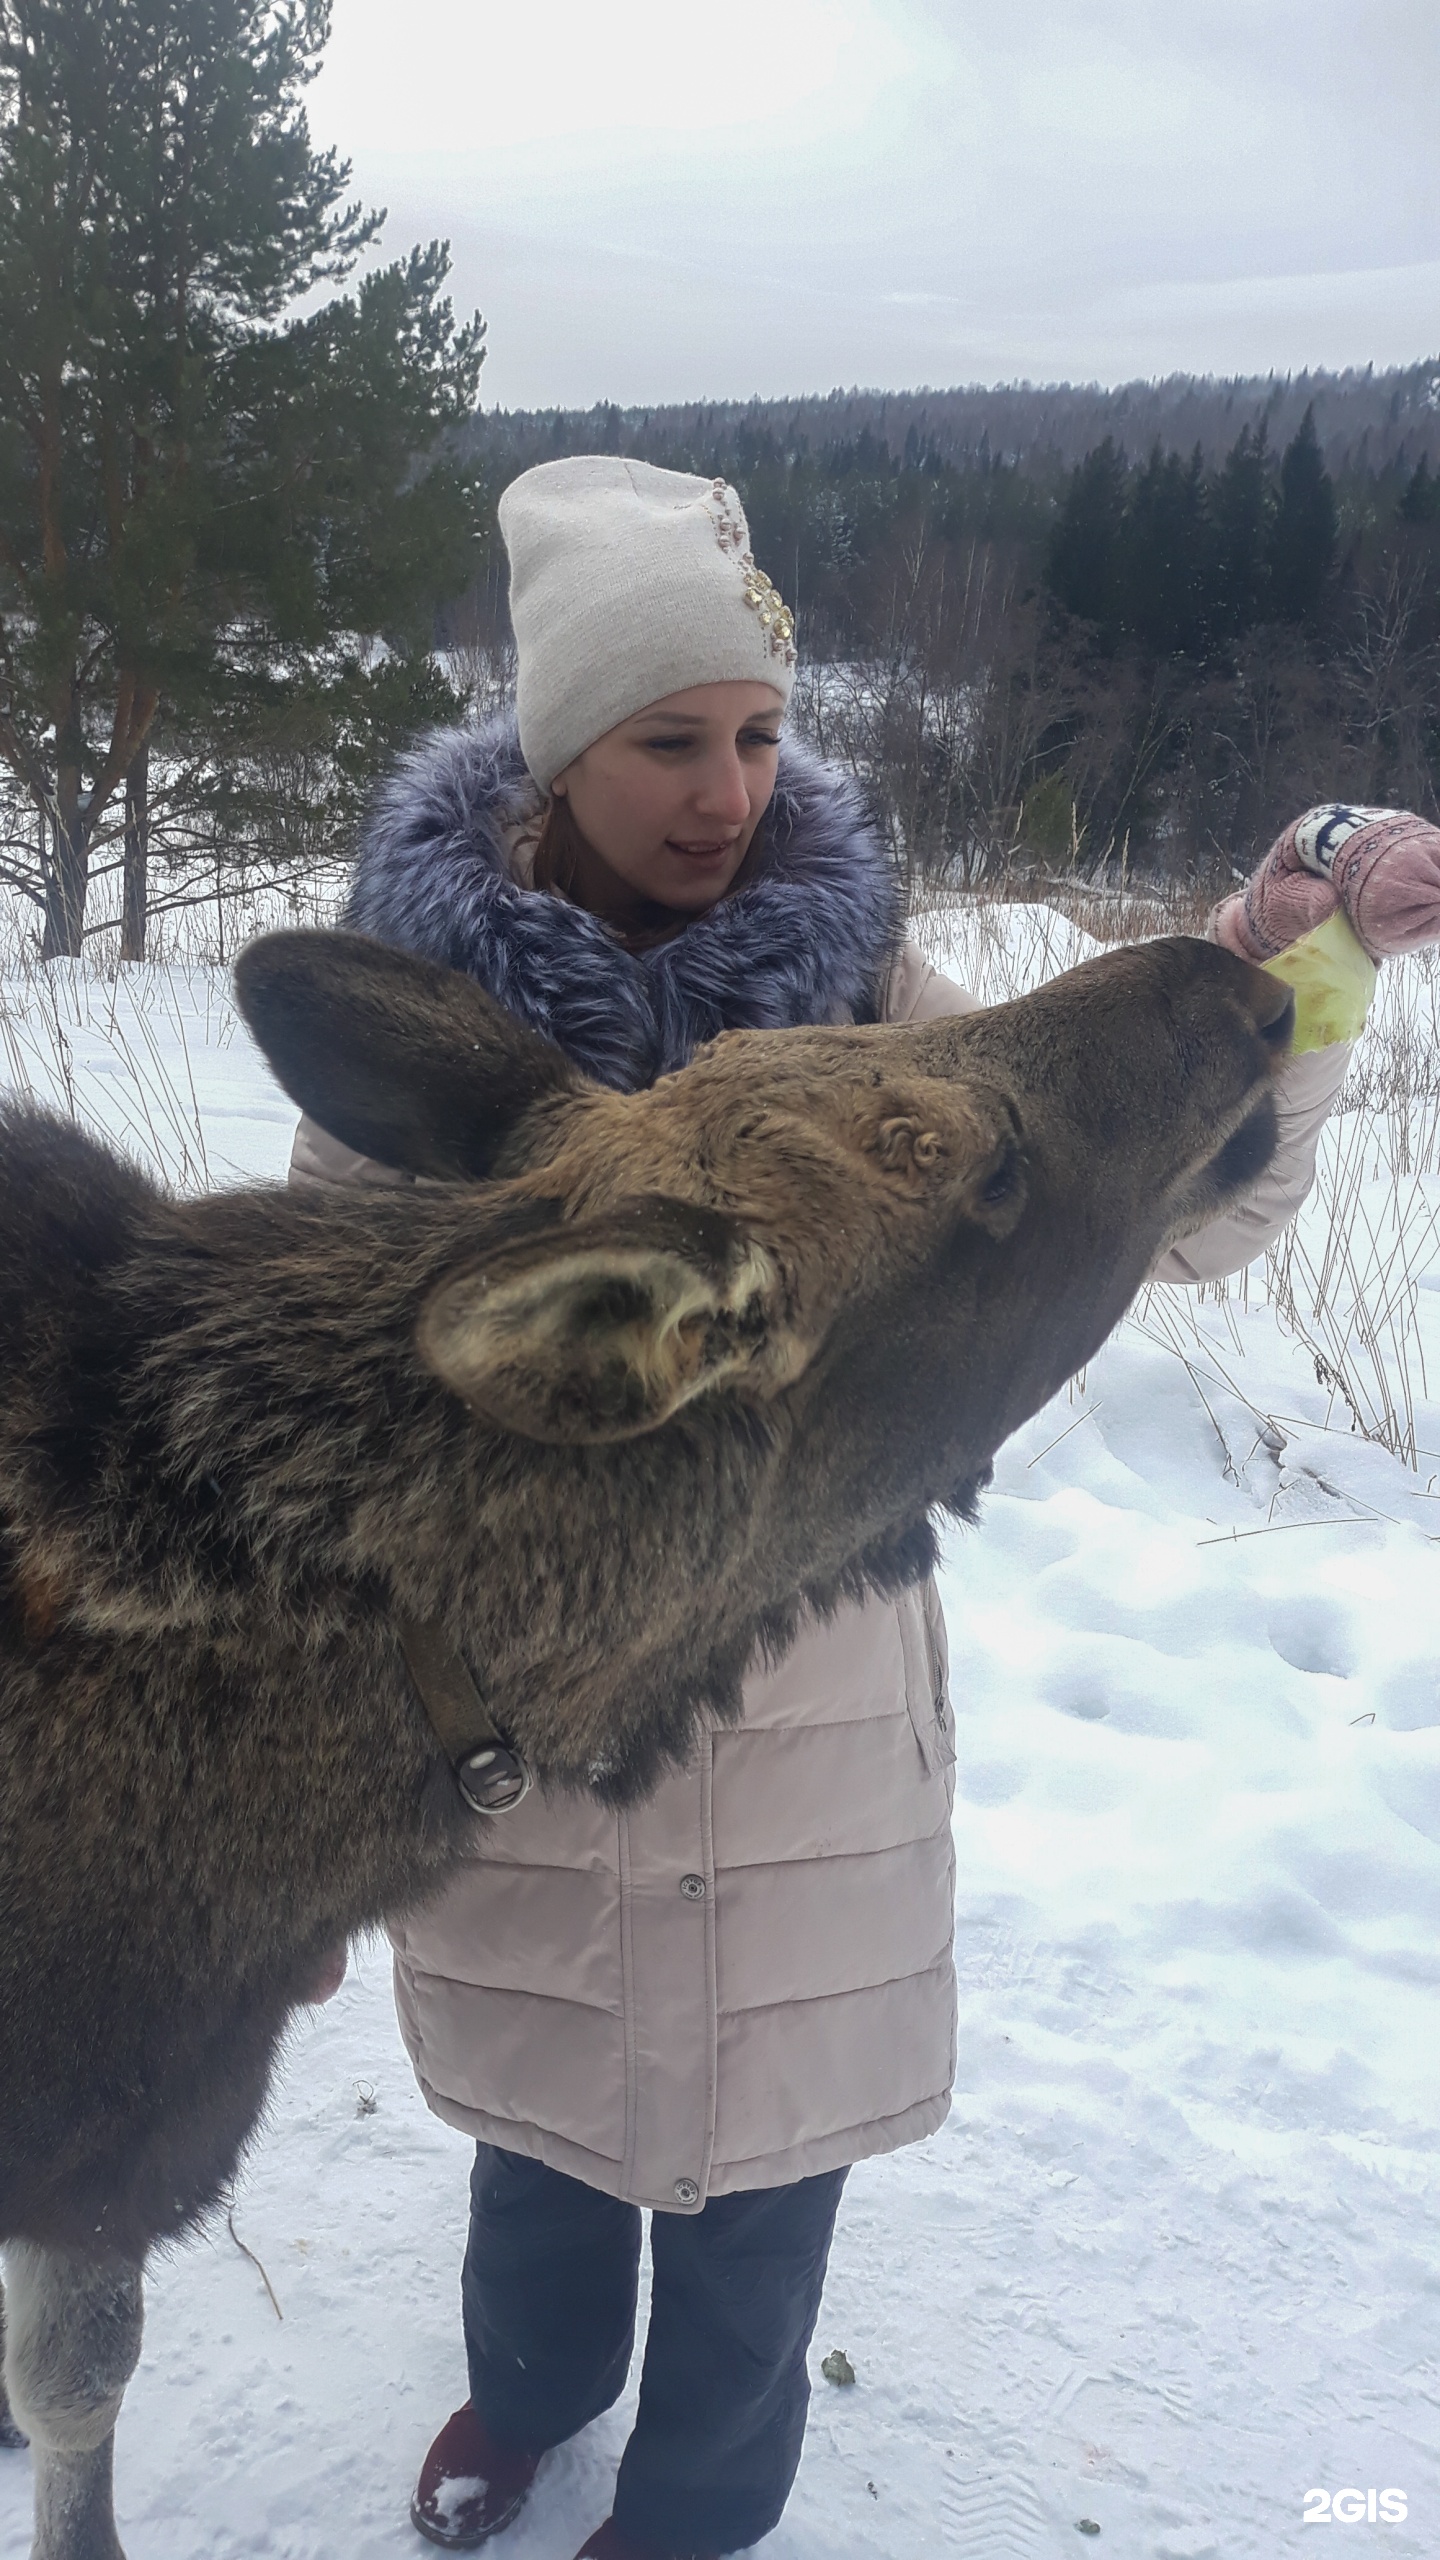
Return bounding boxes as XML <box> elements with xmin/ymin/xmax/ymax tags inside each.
<box><xmin>345</xmin><ymin>712</ymin><xmax>902</xmax><ymax>1089</ymax></box>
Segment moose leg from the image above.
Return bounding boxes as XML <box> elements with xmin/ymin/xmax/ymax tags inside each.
<box><xmin>0</xmin><ymin>2276</ymin><xmax>29</xmax><ymax>2448</ymax></box>
<box><xmin>2</xmin><ymin>2244</ymin><xmax>144</xmax><ymax>2560</ymax></box>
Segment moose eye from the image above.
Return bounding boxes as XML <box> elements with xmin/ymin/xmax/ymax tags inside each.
<box><xmin>980</xmin><ymin>1143</ymin><xmax>1021</xmax><ymax>1208</ymax></box>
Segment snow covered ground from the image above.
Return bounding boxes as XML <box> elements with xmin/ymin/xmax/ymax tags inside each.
<box><xmin>3</xmin><ymin>911</ymin><xmax>1440</xmax><ymax>2559</ymax></box>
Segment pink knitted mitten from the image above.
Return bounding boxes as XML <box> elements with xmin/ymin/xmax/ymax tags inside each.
<box><xmin>1212</xmin><ymin>804</ymin><xmax>1440</xmax><ymax>963</ymax></box>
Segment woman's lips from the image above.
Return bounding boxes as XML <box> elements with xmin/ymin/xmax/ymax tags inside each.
<box><xmin>666</xmin><ymin>838</ymin><xmax>737</xmax><ymax>861</ymax></box>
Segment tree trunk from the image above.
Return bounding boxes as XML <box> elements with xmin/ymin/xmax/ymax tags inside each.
<box><xmin>41</xmin><ymin>761</ymin><xmax>89</xmax><ymax>959</ymax></box>
<box><xmin>121</xmin><ymin>743</ymin><xmax>149</xmax><ymax>961</ymax></box>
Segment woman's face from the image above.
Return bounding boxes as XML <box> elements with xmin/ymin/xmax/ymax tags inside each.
<box><xmin>551</xmin><ymin>680</ymin><xmax>785</xmax><ymax>919</ymax></box>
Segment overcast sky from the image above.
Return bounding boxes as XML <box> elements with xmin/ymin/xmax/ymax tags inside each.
<box><xmin>309</xmin><ymin>0</ymin><xmax>1440</xmax><ymax>410</ymax></box>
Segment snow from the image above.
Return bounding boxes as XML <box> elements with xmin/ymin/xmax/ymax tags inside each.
<box><xmin>3</xmin><ymin>913</ymin><xmax>1439</xmax><ymax>2559</ymax></box>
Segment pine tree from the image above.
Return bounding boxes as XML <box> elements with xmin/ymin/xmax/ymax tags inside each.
<box><xmin>1268</xmin><ymin>405</ymin><xmax>1336</xmax><ymax>624</ymax></box>
<box><xmin>1047</xmin><ymin>438</ymin><xmax>1128</xmax><ymax>635</ymax></box>
<box><xmin>1209</xmin><ymin>423</ymin><xmax>1273</xmax><ymax>638</ymax></box>
<box><xmin>1123</xmin><ymin>443</ymin><xmax>1209</xmax><ymax>656</ymax></box>
<box><xmin>1400</xmin><ymin>455</ymin><xmax>1440</xmax><ymax>526</ymax></box>
<box><xmin>0</xmin><ymin>0</ymin><xmax>487</xmax><ymax>954</ymax></box>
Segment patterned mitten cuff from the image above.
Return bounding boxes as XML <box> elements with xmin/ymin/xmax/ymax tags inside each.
<box><xmin>1213</xmin><ymin>803</ymin><xmax>1440</xmax><ymax>965</ymax></box>
<box><xmin>1290</xmin><ymin>804</ymin><xmax>1440</xmax><ymax>959</ymax></box>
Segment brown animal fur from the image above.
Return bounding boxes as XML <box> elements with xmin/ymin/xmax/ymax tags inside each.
<box><xmin>0</xmin><ymin>926</ymin><xmax>1290</xmax><ymax>2556</ymax></box>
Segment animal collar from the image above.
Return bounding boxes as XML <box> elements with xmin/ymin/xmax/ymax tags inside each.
<box><xmin>395</xmin><ymin>1616</ymin><xmax>531</xmax><ymax>1815</ymax></box>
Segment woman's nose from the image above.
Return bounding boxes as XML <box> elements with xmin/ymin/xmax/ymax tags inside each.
<box><xmin>693</xmin><ymin>753</ymin><xmax>754</xmax><ymax>825</ymax></box>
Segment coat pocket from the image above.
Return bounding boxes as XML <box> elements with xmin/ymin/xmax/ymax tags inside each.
<box><xmin>896</xmin><ymin>1583</ymin><xmax>956</xmax><ymax>1779</ymax></box>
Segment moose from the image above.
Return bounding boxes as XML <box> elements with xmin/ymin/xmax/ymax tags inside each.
<box><xmin>0</xmin><ymin>925</ymin><xmax>1291</xmax><ymax>2560</ymax></box>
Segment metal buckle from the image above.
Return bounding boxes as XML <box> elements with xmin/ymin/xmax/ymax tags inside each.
<box><xmin>456</xmin><ymin>1743</ymin><xmax>531</xmax><ymax>1815</ymax></box>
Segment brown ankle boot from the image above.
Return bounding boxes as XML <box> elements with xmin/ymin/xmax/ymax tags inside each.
<box><xmin>410</xmin><ymin>2402</ymin><xmax>541</xmax><ymax>2548</ymax></box>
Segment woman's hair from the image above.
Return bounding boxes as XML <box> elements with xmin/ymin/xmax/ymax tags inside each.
<box><xmin>530</xmin><ymin>791</ymin><xmax>587</xmax><ymax>901</ymax></box>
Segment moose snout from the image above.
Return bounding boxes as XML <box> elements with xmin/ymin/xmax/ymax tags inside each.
<box><xmin>1239</xmin><ymin>960</ymin><xmax>1296</xmax><ymax>1054</ymax></box>
<box><xmin>1153</xmin><ymin>935</ymin><xmax>1296</xmax><ymax>1076</ymax></box>
<box><xmin>1167</xmin><ymin>936</ymin><xmax>1295</xmax><ymax>1061</ymax></box>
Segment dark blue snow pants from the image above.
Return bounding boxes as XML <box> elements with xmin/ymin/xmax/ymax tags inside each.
<box><xmin>461</xmin><ymin>2143</ymin><xmax>849</xmax><ymax>2554</ymax></box>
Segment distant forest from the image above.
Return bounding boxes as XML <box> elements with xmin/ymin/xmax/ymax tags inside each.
<box><xmin>452</xmin><ymin>363</ymin><xmax>1440</xmax><ymax>886</ymax></box>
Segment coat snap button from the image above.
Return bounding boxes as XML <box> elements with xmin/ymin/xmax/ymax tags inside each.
<box><xmin>673</xmin><ymin>2177</ymin><xmax>700</xmax><ymax>2206</ymax></box>
<box><xmin>679</xmin><ymin>1873</ymin><xmax>706</xmax><ymax>1900</ymax></box>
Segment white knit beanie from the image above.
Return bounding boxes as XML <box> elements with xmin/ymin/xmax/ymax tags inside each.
<box><xmin>498</xmin><ymin>456</ymin><xmax>798</xmax><ymax>792</ymax></box>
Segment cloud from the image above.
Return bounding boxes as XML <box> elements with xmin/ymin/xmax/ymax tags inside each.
<box><xmin>316</xmin><ymin>0</ymin><xmax>918</xmax><ymax>154</ymax></box>
<box><xmin>310</xmin><ymin>0</ymin><xmax>1440</xmax><ymax>403</ymax></box>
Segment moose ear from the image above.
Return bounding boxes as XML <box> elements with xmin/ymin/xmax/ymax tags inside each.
<box><xmin>234</xmin><ymin>930</ymin><xmax>583</xmax><ymax>1180</ymax></box>
<box><xmin>417</xmin><ymin>1197</ymin><xmax>804</xmax><ymax>1443</ymax></box>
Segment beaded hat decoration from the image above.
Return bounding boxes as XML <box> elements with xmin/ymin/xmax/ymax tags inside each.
<box><xmin>706</xmin><ymin>478</ymin><xmax>797</xmax><ymax>668</ymax></box>
<box><xmin>741</xmin><ymin>564</ymin><xmax>797</xmax><ymax>663</ymax></box>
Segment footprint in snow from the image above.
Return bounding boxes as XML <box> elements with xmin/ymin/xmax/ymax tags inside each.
<box><xmin>941</xmin><ymin>2466</ymin><xmax>1067</xmax><ymax>2556</ymax></box>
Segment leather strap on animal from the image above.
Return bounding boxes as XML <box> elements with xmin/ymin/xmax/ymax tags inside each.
<box><xmin>394</xmin><ymin>1616</ymin><xmax>532</xmax><ymax>1814</ymax></box>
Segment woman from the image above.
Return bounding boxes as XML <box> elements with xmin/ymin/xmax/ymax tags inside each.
<box><xmin>291</xmin><ymin>455</ymin><xmax>1430</xmax><ymax>2560</ymax></box>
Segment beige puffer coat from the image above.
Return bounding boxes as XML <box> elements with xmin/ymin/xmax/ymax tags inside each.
<box><xmin>290</xmin><ymin>941</ymin><xmax>1349</xmax><ymax>2211</ymax></box>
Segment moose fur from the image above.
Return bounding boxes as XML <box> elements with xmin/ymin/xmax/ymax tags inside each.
<box><xmin>0</xmin><ymin>925</ymin><xmax>1291</xmax><ymax>2559</ymax></box>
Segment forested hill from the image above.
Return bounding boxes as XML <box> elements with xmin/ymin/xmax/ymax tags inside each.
<box><xmin>447</xmin><ymin>363</ymin><xmax>1440</xmax><ymax>889</ymax></box>
<box><xmin>460</xmin><ymin>362</ymin><xmax>1440</xmax><ymax>481</ymax></box>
